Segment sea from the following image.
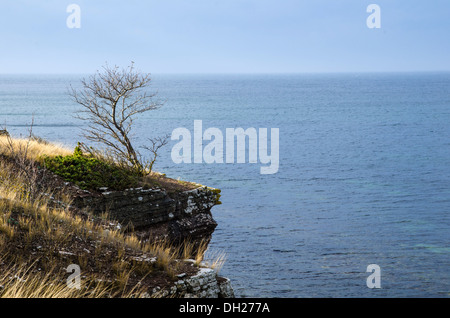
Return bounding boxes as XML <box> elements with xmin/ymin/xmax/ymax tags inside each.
<box><xmin>0</xmin><ymin>73</ymin><xmax>449</xmax><ymax>297</ymax></box>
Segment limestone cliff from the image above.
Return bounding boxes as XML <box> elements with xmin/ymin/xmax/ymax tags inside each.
<box><xmin>70</xmin><ymin>185</ymin><xmax>221</xmax><ymax>247</ymax></box>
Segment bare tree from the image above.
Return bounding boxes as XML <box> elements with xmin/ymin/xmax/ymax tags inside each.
<box><xmin>69</xmin><ymin>62</ymin><xmax>165</xmax><ymax>175</ymax></box>
<box><xmin>141</xmin><ymin>135</ymin><xmax>170</xmax><ymax>173</ymax></box>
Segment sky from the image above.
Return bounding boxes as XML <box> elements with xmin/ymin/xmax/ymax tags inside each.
<box><xmin>0</xmin><ymin>0</ymin><xmax>449</xmax><ymax>74</ymax></box>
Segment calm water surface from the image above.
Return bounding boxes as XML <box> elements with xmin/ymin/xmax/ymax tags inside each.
<box><xmin>1</xmin><ymin>73</ymin><xmax>449</xmax><ymax>297</ymax></box>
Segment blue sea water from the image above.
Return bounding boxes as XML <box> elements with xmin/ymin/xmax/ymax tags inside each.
<box><xmin>0</xmin><ymin>73</ymin><xmax>449</xmax><ymax>297</ymax></box>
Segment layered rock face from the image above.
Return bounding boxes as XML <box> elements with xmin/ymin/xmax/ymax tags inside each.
<box><xmin>149</xmin><ymin>266</ymin><xmax>235</xmax><ymax>298</ymax></box>
<box><xmin>66</xmin><ymin>183</ymin><xmax>233</xmax><ymax>298</ymax></box>
<box><xmin>70</xmin><ymin>186</ymin><xmax>221</xmax><ymax>246</ymax></box>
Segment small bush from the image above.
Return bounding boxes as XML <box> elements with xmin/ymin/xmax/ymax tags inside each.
<box><xmin>43</xmin><ymin>144</ymin><xmax>139</xmax><ymax>191</ymax></box>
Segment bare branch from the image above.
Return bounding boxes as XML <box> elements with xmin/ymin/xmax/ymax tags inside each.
<box><xmin>140</xmin><ymin>135</ymin><xmax>170</xmax><ymax>173</ymax></box>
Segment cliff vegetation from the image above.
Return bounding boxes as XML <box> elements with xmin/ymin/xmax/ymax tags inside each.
<box><xmin>0</xmin><ymin>133</ymin><xmax>225</xmax><ymax>298</ymax></box>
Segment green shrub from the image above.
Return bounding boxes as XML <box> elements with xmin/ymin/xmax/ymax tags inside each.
<box><xmin>43</xmin><ymin>144</ymin><xmax>139</xmax><ymax>191</ymax></box>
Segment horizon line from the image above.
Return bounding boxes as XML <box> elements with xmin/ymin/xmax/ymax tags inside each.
<box><xmin>1</xmin><ymin>70</ymin><xmax>450</xmax><ymax>76</ymax></box>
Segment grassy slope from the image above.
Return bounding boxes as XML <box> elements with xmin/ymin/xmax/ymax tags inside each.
<box><xmin>0</xmin><ymin>135</ymin><xmax>213</xmax><ymax>298</ymax></box>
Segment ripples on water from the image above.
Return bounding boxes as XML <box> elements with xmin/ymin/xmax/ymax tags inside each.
<box><xmin>1</xmin><ymin>73</ymin><xmax>449</xmax><ymax>297</ymax></box>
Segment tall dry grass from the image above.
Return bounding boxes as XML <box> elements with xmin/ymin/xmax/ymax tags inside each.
<box><xmin>0</xmin><ymin>133</ymin><xmax>225</xmax><ymax>298</ymax></box>
<box><xmin>0</xmin><ymin>135</ymin><xmax>72</xmax><ymax>161</ymax></box>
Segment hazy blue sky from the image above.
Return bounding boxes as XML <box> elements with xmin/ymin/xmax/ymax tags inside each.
<box><xmin>1</xmin><ymin>0</ymin><xmax>449</xmax><ymax>74</ymax></box>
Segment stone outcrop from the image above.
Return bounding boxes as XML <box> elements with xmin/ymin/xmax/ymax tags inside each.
<box><xmin>63</xmin><ymin>179</ymin><xmax>233</xmax><ymax>298</ymax></box>
<box><xmin>70</xmin><ymin>186</ymin><xmax>221</xmax><ymax>245</ymax></box>
<box><xmin>148</xmin><ymin>265</ymin><xmax>235</xmax><ymax>298</ymax></box>
<box><xmin>0</xmin><ymin>144</ymin><xmax>233</xmax><ymax>298</ymax></box>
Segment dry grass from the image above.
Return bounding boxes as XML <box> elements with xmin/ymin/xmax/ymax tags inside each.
<box><xmin>0</xmin><ymin>134</ymin><xmax>197</xmax><ymax>193</ymax></box>
<box><xmin>202</xmin><ymin>249</ymin><xmax>227</xmax><ymax>274</ymax></box>
<box><xmin>0</xmin><ymin>257</ymin><xmax>154</xmax><ymax>298</ymax></box>
<box><xmin>0</xmin><ymin>261</ymin><xmax>105</xmax><ymax>298</ymax></box>
<box><xmin>0</xmin><ymin>134</ymin><xmax>225</xmax><ymax>298</ymax></box>
<box><xmin>0</xmin><ymin>135</ymin><xmax>72</xmax><ymax>162</ymax></box>
<box><xmin>0</xmin><ymin>182</ymin><xmax>182</xmax><ymax>297</ymax></box>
